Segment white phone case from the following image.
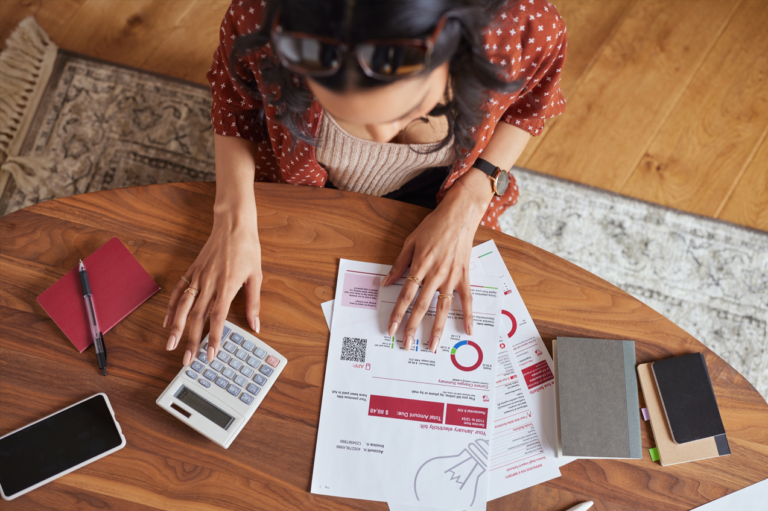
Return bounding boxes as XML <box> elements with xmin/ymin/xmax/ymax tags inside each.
<box><xmin>0</xmin><ymin>392</ymin><xmax>127</xmax><ymax>501</ymax></box>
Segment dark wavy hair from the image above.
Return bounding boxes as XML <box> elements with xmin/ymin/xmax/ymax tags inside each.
<box><xmin>227</xmin><ymin>0</ymin><xmax>522</xmax><ymax>156</ymax></box>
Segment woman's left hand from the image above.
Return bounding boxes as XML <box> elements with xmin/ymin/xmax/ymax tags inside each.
<box><xmin>381</xmin><ymin>168</ymin><xmax>493</xmax><ymax>353</ymax></box>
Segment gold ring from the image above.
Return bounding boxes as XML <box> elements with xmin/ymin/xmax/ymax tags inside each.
<box><xmin>180</xmin><ymin>276</ymin><xmax>191</xmax><ymax>286</ymax></box>
<box><xmin>406</xmin><ymin>274</ymin><xmax>423</xmax><ymax>287</ymax></box>
<box><xmin>184</xmin><ymin>286</ymin><xmax>199</xmax><ymax>298</ymax></box>
<box><xmin>438</xmin><ymin>293</ymin><xmax>454</xmax><ymax>300</ymax></box>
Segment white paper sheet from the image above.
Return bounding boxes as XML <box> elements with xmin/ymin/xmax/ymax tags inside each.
<box><xmin>312</xmin><ymin>259</ymin><xmax>504</xmax><ymax>509</ymax></box>
<box><xmin>471</xmin><ymin>240</ymin><xmax>577</xmax><ymax>471</ymax></box>
<box><xmin>319</xmin><ymin>243</ymin><xmax>566</xmax><ymax>507</ymax></box>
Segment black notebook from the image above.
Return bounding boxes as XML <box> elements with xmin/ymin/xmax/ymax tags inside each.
<box><xmin>652</xmin><ymin>353</ymin><xmax>725</xmax><ymax>444</ymax></box>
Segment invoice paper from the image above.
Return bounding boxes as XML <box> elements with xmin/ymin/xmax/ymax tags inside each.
<box><xmin>472</xmin><ymin>240</ymin><xmax>576</xmax><ymax>472</ymax></box>
<box><xmin>312</xmin><ymin>259</ymin><xmax>503</xmax><ymax>509</ymax></box>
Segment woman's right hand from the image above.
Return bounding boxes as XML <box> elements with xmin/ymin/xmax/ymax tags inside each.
<box><xmin>164</xmin><ymin>204</ymin><xmax>262</xmax><ymax>366</ymax></box>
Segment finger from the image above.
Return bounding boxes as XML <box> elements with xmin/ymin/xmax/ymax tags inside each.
<box><xmin>382</xmin><ymin>240</ymin><xmax>415</xmax><ymax>287</ymax></box>
<box><xmin>388</xmin><ymin>275</ymin><xmax>422</xmax><ymax>342</ymax></box>
<box><xmin>428</xmin><ymin>289</ymin><xmax>455</xmax><ymax>353</ymax></box>
<box><xmin>457</xmin><ymin>278</ymin><xmax>473</xmax><ymax>336</ymax></box>
<box><xmin>167</xmin><ymin>282</ymin><xmax>198</xmax><ymax>357</ymax></box>
<box><xmin>245</xmin><ymin>273</ymin><xmax>262</xmax><ymax>334</ymax></box>
<box><xmin>402</xmin><ymin>277</ymin><xmax>441</xmax><ymax>352</ymax></box>
<box><xmin>185</xmin><ymin>283</ymin><xmax>216</xmax><ymax>365</ymax></box>
<box><xmin>205</xmin><ymin>282</ymin><xmax>239</xmax><ymax>362</ymax></box>
<box><xmin>164</xmin><ymin>275</ymin><xmax>191</xmax><ymax>329</ymax></box>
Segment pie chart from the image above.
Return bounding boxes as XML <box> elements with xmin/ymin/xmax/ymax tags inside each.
<box><xmin>502</xmin><ymin>310</ymin><xmax>517</xmax><ymax>338</ymax></box>
<box><xmin>450</xmin><ymin>340</ymin><xmax>483</xmax><ymax>372</ymax></box>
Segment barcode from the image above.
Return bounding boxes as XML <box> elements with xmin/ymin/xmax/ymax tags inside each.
<box><xmin>341</xmin><ymin>337</ymin><xmax>367</xmax><ymax>363</ymax></box>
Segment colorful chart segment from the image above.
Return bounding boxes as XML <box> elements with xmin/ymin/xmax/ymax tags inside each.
<box><xmin>450</xmin><ymin>340</ymin><xmax>483</xmax><ymax>372</ymax></box>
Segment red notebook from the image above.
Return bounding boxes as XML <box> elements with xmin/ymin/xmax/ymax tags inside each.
<box><xmin>37</xmin><ymin>237</ymin><xmax>160</xmax><ymax>352</ymax></box>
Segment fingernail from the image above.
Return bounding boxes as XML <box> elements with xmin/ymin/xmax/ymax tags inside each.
<box><xmin>208</xmin><ymin>346</ymin><xmax>215</xmax><ymax>361</ymax></box>
<box><xmin>166</xmin><ymin>334</ymin><xmax>176</xmax><ymax>351</ymax></box>
<box><xmin>172</xmin><ymin>335</ymin><xmax>180</xmax><ymax>350</ymax></box>
<box><xmin>163</xmin><ymin>314</ymin><xmax>169</xmax><ymax>329</ymax></box>
<box><xmin>254</xmin><ymin>317</ymin><xmax>260</xmax><ymax>334</ymax></box>
<box><xmin>466</xmin><ymin>320</ymin><xmax>473</xmax><ymax>336</ymax></box>
<box><xmin>381</xmin><ymin>273</ymin><xmax>390</xmax><ymax>286</ymax></box>
<box><xmin>430</xmin><ymin>336</ymin><xmax>440</xmax><ymax>352</ymax></box>
<box><xmin>388</xmin><ymin>321</ymin><xmax>399</xmax><ymax>337</ymax></box>
<box><xmin>183</xmin><ymin>350</ymin><xmax>191</xmax><ymax>365</ymax></box>
<box><xmin>405</xmin><ymin>335</ymin><xmax>413</xmax><ymax>351</ymax></box>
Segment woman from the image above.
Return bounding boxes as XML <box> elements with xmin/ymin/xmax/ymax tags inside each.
<box><xmin>164</xmin><ymin>0</ymin><xmax>567</xmax><ymax>365</ymax></box>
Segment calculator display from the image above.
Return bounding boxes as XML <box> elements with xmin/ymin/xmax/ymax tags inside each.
<box><xmin>174</xmin><ymin>386</ymin><xmax>234</xmax><ymax>430</ymax></box>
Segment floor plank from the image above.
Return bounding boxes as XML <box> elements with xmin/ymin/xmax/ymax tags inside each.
<box><xmin>0</xmin><ymin>0</ymin><xmax>86</xmax><ymax>49</ymax></box>
<box><xmin>516</xmin><ymin>0</ymin><xmax>635</xmax><ymax>167</ymax></box>
<box><xmin>523</xmin><ymin>0</ymin><xmax>740</xmax><ymax>191</ymax></box>
<box><xmin>717</xmin><ymin>129</ymin><xmax>768</xmax><ymax>230</ymax></box>
<box><xmin>55</xmin><ymin>0</ymin><xmax>197</xmax><ymax>69</ymax></box>
<box><xmin>620</xmin><ymin>0</ymin><xmax>768</xmax><ymax>217</ymax></box>
<box><xmin>140</xmin><ymin>0</ymin><xmax>230</xmax><ymax>84</ymax></box>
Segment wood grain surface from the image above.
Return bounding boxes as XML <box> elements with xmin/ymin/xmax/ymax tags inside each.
<box><xmin>1</xmin><ymin>183</ymin><xmax>766</xmax><ymax>510</ymax></box>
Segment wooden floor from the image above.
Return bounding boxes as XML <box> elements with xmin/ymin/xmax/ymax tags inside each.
<box><xmin>2</xmin><ymin>0</ymin><xmax>767</xmax><ymax>231</ymax></box>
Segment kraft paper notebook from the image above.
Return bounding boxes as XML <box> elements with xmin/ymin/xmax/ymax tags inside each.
<box><xmin>37</xmin><ymin>237</ymin><xmax>160</xmax><ymax>352</ymax></box>
<box><xmin>553</xmin><ymin>337</ymin><xmax>642</xmax><ymax>459</ymax></box>
<box><xmin>637</xmin><ymin>363</ymin><xmax>730</xmax><ymax>466</ymax></box>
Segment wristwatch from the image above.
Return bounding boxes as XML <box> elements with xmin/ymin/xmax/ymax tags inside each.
<box><xmin>473</xmin><ymin>157</ymin><xmax>510</xmax><ymax>196</ymax></box>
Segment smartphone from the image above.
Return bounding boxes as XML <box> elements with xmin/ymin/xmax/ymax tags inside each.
<box><xmin>0</xmin><ymin>393</ymin><xmax>126</xmax><ymax>501</ymax></box>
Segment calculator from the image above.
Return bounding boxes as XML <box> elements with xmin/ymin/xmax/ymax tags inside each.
<box><xmin>156</xmin><ymin>321</ymin><xmax>287</xmax><ymax>448</ymax></box>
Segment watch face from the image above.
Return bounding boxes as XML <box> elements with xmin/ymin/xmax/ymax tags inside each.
<box><xmin>495</xmin><ymin>169</ymin><xmax>510</xmax><ymax>195</ymax></box>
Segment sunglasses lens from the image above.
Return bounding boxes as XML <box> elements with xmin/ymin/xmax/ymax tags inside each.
<box><xmin>358</xmin><ymin>44</ymin><xmax>427</xmax><ymax>77</ymax></box>
<box><xmin>275</xmin><ymin>35</ymin><xmax>341</xmax><ymax>74</ymax></box>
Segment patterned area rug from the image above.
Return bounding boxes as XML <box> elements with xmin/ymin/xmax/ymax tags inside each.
<box><xmin>500</xmin><ymin>169</ymin><xmax>768</xmax><ymax>400</ymax></box>
<box><xmin>2</xmin><ymin>18</ymin><xmax>766</xmax><ymax>400</ymax></box>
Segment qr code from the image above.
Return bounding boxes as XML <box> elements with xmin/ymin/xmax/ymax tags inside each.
<box><xmin>341</xmin><ymin>337</ymin><xmax>367</xmax><ymax>363</ymax></box>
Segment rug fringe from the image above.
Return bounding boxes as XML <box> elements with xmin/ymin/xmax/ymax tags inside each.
<box><xmin>0</xmin><ymin>16</ymin><xmax>58</xmax><ymax>211</ymax></box>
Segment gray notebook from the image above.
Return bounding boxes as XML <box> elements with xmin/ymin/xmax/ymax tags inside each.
<box><xmin>554</xmin><ymin>337</ymin><xmax>642</xmax><ymax>459</ymax></box>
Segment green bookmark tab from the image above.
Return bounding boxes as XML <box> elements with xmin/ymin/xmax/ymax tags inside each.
<box><xmin>649</xmin><ymin>447</ymin><xmax>660</xmax><ymax>462</ymax></box>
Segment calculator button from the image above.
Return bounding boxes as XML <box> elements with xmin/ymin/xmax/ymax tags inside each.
<box><xmin>235</xmin><ymin>349</ymin><xmax>249</xmax><ymax>361</ymax></box>
<box><xmin>242</xmin><ymin>340</ymin><xmax>256</xmax><ymax>352</ymax></box>
<box><xmin>230</xmin><ymin>333</ymin><xmax>244</xmax><ymax>344</ymax></box>
<box><xmin>203</xmin><ymin>369</ymin><xmax>217</xmax><ymax>381</ymax></box>
<box><xmin>197</xmin><ymin>352</ymin><xmax>208</xmax><ymax>364</ymax></box>
<box><xmin>240</xmin><ymin>393</ymin><xmax>254</xmax><ymax>405</ymax></box>
<box><xmin>253</xmin><ymin>374</ymin><xmax>267</xmax><ymax>386</ymax></box>
<box><xmin>240</xmin><ymin>366</ymin><xmax>254</xmax><ymax>378</ymax></box>
<box><xmin>201</xmin><ymin>342</ymin><xmax>208</xmax><ymax>352</ymax></box>
<box><xmin>227</xmin><ymin>384</ymin><xmax>241</xmax><ymax>397</ymax></box>
<box><xmin>199</xmin><ymin>378</ymin><xmax>211</xmax><ymax>388</ymax></box>
<box><xmin>259</xmin><ymin>365</ymin><xmax>274</xmax><ymax>377</ymax></box>
<box><xmin>222</xmin><ymin>368</ymin><xmax>235</xmax><ymax>380</ymax></box>
<box><xmin>210</xmin><ymin>360</ymin><xmax>224</xmax><ymax>372</ymax></box>
<box><xmin>223</xmin><ymin>342</ymin><xmax>237</xmax><ymax>354</ymax></box>
<box><xmin>191</xmin><ymin>361</ymin><xmax>205</xmax><ymax>373</ymax></box>
<box><xmin>186</xmin><ymin>370</ymin><xmax>198</xmax><ymax>379</ymax></box>
<box><xmin>229</xmin><ymin>359</ymin><xmax>243</xmax><ymax>370</ymax></box>
<box><xmin>254</xmin><ymin>348</ymin><xmax>267</xmax><ymax>359</ymax></box>
<box><xmin>234</xmin><ymin>374</ymin><xmax>247</xmax><ymax>387</ymax></box>
<box><xmin>215</xmin><ymin>376</ymin><xmax>228</xmax><ymax>389</ymax></box>
<box><xmin>246</xmin><ymin>383</ymin><xmax>261</xmax><ymax>396</ymax></box>
<box><xmin>217</xmin><ymin>351</ymin><xmax>231</xmax><ymax>363</ymax></box>
<box><xmin>246</xmin><ymin>356</ymin><xmax>260</xmax><ymax>368</ymax></box>
<box><xmin>220</xmin><ymin>326</ymin><xmax>231</xmax><ymax>342</ymax></box>
<box><xmin>266</xmin><ymin>355</ymin><xmax>280</xmax><ymax>368</ymax></box>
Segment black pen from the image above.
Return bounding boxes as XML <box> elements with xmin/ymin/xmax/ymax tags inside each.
<box><xmin>79</xmin><ymin>260</ymin><xmax>107</xmax><ymax>376</ymax></box>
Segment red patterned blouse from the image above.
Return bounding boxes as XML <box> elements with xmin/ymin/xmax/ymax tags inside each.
<box><xmin>207</xmin><ymin>0</ymin><xmax>567</xmax><ymax>230</ymax></box>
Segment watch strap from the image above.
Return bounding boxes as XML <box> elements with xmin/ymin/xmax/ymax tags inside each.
<box><xmin>473</xmin><ymin>157</ymin><xmax>498</xmax><ymax>177</ymax></box>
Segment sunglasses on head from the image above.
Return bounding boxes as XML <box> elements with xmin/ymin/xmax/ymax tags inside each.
<box><xmin>271</xmin><ymin>15</ymin><xmax>448</xmax><ymax>80</ymax></box>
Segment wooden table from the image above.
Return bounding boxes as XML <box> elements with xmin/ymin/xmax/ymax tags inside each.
<box><xmin>1</xmin><ymin>182</ymin><xmax>766</xmax><ymax>511</ymax></box>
